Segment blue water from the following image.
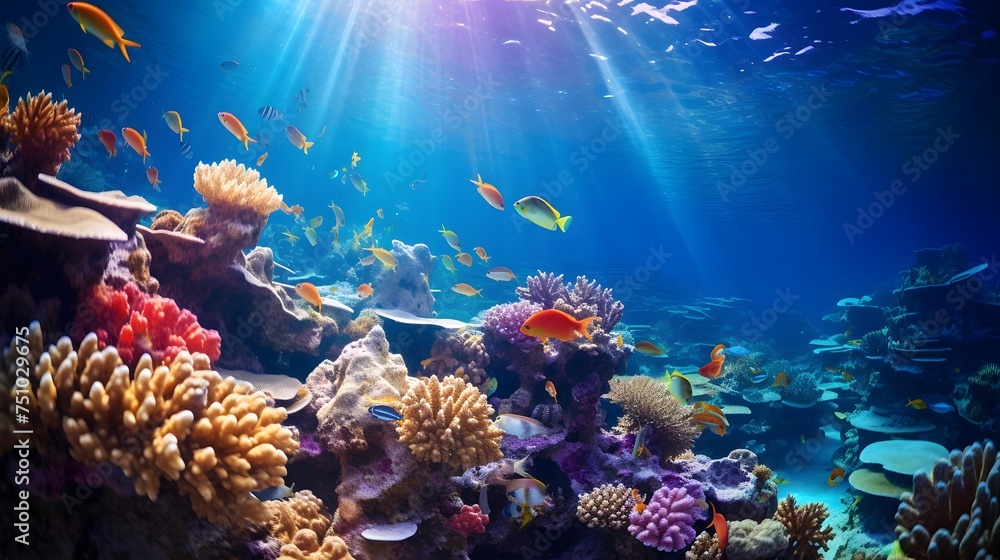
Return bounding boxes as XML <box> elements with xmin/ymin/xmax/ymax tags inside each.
<box><xmin>5</xmin><ymin>0</ymin><xmax>997</xmax><ymax>324</ymax></box>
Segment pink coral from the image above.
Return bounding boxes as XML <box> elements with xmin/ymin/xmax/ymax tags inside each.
<box><xmin>628</xmin><ymin>485</ymin><xmax>707</xmax><ymax>552</ymax></box>
<box><xmin>447</xmin><ymin>504</ymin><xmax>489</xmax><ymax>538</ymax></box>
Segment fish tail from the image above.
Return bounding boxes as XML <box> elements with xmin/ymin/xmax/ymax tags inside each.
<box><xmin>519</xmin><ymin>507</ymin><xmax>533</xmax><ymax>531</ymax></box>
<box><xmin>82</xmin><ymin>66</ymin><xmax>89</xmax><ymax>79</ymax></box>
<box><xmin>118</xmin><ymin>38</ymin><xmax>140</xmax><ymax>63</ymax></box>
<box><xmin>577</xmin><ymin>316</ymin><xmax>600</xmax><ymax>342</ymax></box>
<box><xmin>303</xmin><ymin>140</ymin><xmax>314</xmax><ymax>154</ymax></box>
<box><xmin>556</xmin><ymin>215</ymin><xmax>572</xmax><ymax>232</ymax></box>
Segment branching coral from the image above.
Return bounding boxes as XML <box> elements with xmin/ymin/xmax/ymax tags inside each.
<box><xmin>422</xmin><ymin>329</ymin><xmax>490</xmax><ymax>386</ymax></box>
<box><xmin>751</xmin><ymin>465</ymin><xmax>774</xmax><ymax>487</ymax></box>
<box><xmin>267</xmin><ymin>490</ymin><xmax>354</xmax><ymax>560</ymax></box>
<box><xmin>3</xmin><ymin>90</ymin><xmax>81</xmax><ymax>178</ymax></box>
<box><xmin>774</xmin><ymin>495</ymin><xmax>835</xmax><ymax>560</ymax></box>
<box><xmin>482</xmin><ymin>300</ymin><xmax>542</xmax><ymax>350</ymax></box>
<box><xmin>628</xmin><ymin>485</ymin><xmax>707</xmax><ymax>552</ymax></box>
<box><xmin>193</xmin><ymin>159</ymin><xmax>282</xmax><ymax>216</ymax></box>
<box><xmin>516</xmin><ymin>271</ymin><xmax>566</xmax><ymax>309</ymax></box>
<box><xmin>727</xmin><ymin>519</ymin><xmax>790</xmax><ymax>560</ymax></box>
<box><xmin>396</xmin><ymin>374</ymin><xmax>504</xmax><ymax>471</ymax></box>
<box><xmin>516</xmin><ymin>271</ymin><xmax>624</xmax><ymax>330</ymax></box>
<box><xmin>448</xmin><ymin>504</ymin><xmax>489</xmax><ymax>537</ymax></box>
<box><xmin>860</xmin><ymin>329</ymin><xmax>889</xmax><ymax>358</ymax></box>
<box><xmin>605</xmin><ymin>376</ymin><xmax>699</xmax><ymax>459</ymax></box>
<box><xmin>686</xmin><ymin>531</ymin><xmax>722</xmax><ymax>560</ymax></box>
<box><xmin>577</xmin><ymin>483</ymin><xmax>636</xmax><ymax>529</ymax></box>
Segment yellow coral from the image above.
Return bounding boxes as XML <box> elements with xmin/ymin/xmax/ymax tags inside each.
<box><xmin>4</xmin><ymin>90</ymin><xmax>81</xmax><ymax>176</ymax></box>
<box><xmin>576</xmin><ymin>483</ymin><xmax>635</xmax><ymax>529</ymax></box>
<box><xmin>267</xmin><ymin>490</ymin><xmax>354</xmax><ymax>560</ymax></box>
<box><xmin>396</xmin><ymin>374</ymin><xmax>503</xmax><ymax>471</ymax></box>
<box><xmin>193</xmin><ymin>159</ymin><xmax>283</xmax><ymax>216</ymax></box>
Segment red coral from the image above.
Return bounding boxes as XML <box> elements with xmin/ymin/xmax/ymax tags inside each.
<box><xmin>71</xmin><ymin>283</ymin><xmax>131</xmax><ymax>348</ymax></box>
<box><xmin>447</xmin><ymin>504</ymin><xmax>489</xmax><ymax>538</ymax></box>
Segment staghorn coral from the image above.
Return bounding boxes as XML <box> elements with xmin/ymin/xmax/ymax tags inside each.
<box><xmin>267</xmin><ymin>490</ymin><xmax>354</xmax><ymax>560</ymax></box>
<box><xmin>686</xmin><ymin>531</ymin><xmax>722</xmax><ymax>560</ymax></box>
<box><xmin>481</xmin><ymin>300</ymin><xmax>542</xmax><ymax>350</ymax></box>
<box><xmin>192</xmin><ymin>159</ymin><xmax>282</xmax><ymax>216</ymax></box>
<box><xmin>727</xmin><ymin>519</ymin><xmax>790</xmax><ymax>560</ymax></box>
<box><xmin>576</xmin><ymin>483</ymin><xmax>636</xmax><ymax>529</ymax></box>
<box><xmin>396</xmin><ymin>374</ymin><xmax>504</xmax><ymax>471</ymax></box>
<box><xmin>628</xmin><ymin>484</ymin><xmax>707</xmax><ymax>552</ymax></box>
<box><xmin>605</xmin><ymin>376</ymin><xmax>700</xmax><ymax>459</ymax></box>
<box><xmin>774</xmin><ymin>495</ymin><xmax>835</xmax><ymax>560</ymax></box>
<box><xmin>516</xmin><ymin>271</ymin><xmax>566</xmax><ymax>309</ymax></box>
<box><xmin>3</xmin><ymin>90</ymin><xmax>81</xmax><ymax>180</ymax></box>
<box><xmin>447</xmin><ymin>504</ymin><xmax>489</xmax><ymax>538</ymax></box>
<box><xmin>751</xmin><ymin>464</ymin><xmax>774</xmax><ymax>487</ymax></box>
<box><xmin>422</xmin><ymin>329</ymin><xmax>490</xmax><ymax>386</ymax></box>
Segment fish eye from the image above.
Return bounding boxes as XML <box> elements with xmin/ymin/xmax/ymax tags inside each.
<box><xmin>523</xmin><ymin>325</ymin><xmax>530</xmax><ymax>330</ymax></box>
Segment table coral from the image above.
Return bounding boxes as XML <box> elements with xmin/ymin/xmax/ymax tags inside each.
<box><xmin>577</xmin><ymin>483</ymin><xmax>636</xmax><ymax>529</ymax></box>
<box><xmin>3</xmin><ymin>90</ymin><xmax>81</xmax><ymax>182</ymax></box>
<box><xmin>628</xmin><ymin>484</ymin><xmax>707</xmax><ymax>552</ymax></box>
<box><xmin>774</xmin><ymin>495</ymin><xmax>835</xmax><ymax>560</ymax></box>
<box><xmin>396</xmin><ymin>374</ymin><xmax>504</xmax><ymax>471</ymax></box>
<box><xmin>447</xmin><ymin>504</ymin><xmax>489</xmax><ymax>537</ymax></box>
<box><xmin>605</xmin><ymin>376</ymin><xmax>700</xmax><ymax>459</ymax></box>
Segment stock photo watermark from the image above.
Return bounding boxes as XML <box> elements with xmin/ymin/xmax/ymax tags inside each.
<box><xmin>741</xmin><ymin>287</ymin><xmax>799</xmax><ymax>341</ymax></box>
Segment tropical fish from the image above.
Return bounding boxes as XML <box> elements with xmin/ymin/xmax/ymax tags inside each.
<box><xmin>691</xmin><ymin>401</ymin><xmax>728</xmax><ymax>436</ymax></box>
<box><xmin>544</xmin><ymin>381</ymin><xmax>558</xmax><ymax>404</ymax></box>
<box><xmin>487</xmin><ymin>377</ymin><xmax>498</xmax><ymax>396</ymax></box>
<box><xmin>513</xmin><ymin>196</ymin><xmax>571</xmax><ymax>232</ymax></box>
<box><xmin>285</xmin><ymin>124</ymin><xmax>313</xmax><ymax>154</ymax></box>
<box><xmin>368</xmin><ymin>405</ymin><xmax>402</xmax><ymax>422</ymax></box>
<box><xmin>257</xmin><ymin>152</ymin><xmax>268</xmax><ymax>166</ymax></box>
<box><xmin>376</xmin><ymin>208</ymin><xmax>384</xmax><ymax>219</ymax></box>
<box><xmin>328</xmin><ymin>200</ymin><xmax>345</xmax><ymax>227</ymax></box>
<box><xmin>617</xmin><ymin>334</ymin><xmax>623</xmax><ymax>348</ymax></box>
<box><xmin>632</xmin><ymin>489</ymin><xmax>646</xmax><ymax>513</ymax></box>
<box><xmin>931</xmin><ymin>402</ymin><xmax>954</xmax><ymax>414</ymax></box>
<box><xmin>439</xmin><ymin>225</ymin><xmax>461</xmax><ymax>251</ymax></box>
<box><xmin>61</xmin><ymin>64</ymin><xmax>73</xmax><ymax>88</ymax></box>
<box><xmin>218</xmin><ymin>112</ymin><xmax>257</xmax><ymax>150</ymax></box>
<box><xmin>470</xmin><ymin>173</ymin><xmax>504</xmax><ymax>210</ymax></box>
<box><xmin>358</xmin><ymin>255</ymin><xmax>376</xmax><ymax>267</ymax></box>
<box><xmin>771</xmin><ymin>372</ymin><xmax>790</xmax><ymax>387</ymax></box>
<box><xmin>302</xmin><ymin>226</ymin><xmax>318</xmax><ymax>246</ymax></box>
<box><xmin>520</xmin><ymin>308</ymin><xmax>599</xmax><ymax>343</ymax></box>
<box><xmin>219</xmin><ymin>60</ymin><xmax>239</xmax><ymax>72</ymax></box>
<box><xmin>632</xmin><ymin>425</ymin><xmax>651</xmax><ymax>458</ymax></box>
<box><xmin>456</xmin><ymin>252</ymin><xmax>473</xmax><ymax>267</ymax></box>
<box><xmin>486</xmin><ymin>266</ymin><xmax>516</xmax><ymax>282</ymax></box>
<box><xmin>506</xmin><ymin>477</ymin><xmax>547</xmax><ymax>529</ymax></box>
<box><xmin>635</xmin><ymin>341</ymin><xmax>665</xmax><ymax>356</ymax></box>
<box><xmin>121</xmin><ymin>127</ymin><xmax>150</xmax><ymax>163</ymax></box>
<box><xmin>365</xmin><ymin>245</ymin><xmax>397</xmax><ymax>271</ymax></box>
<box><xmin>161</xmin><ymin>111</ymin><xmax>189</xmax><ymax>142</ymax></box>
<box><xmin>6</xmin><ymin>23</ymin><xmax>29</xmax><ymax>60</ymax></box>
<box><xmin>842</xmin><ymin>371</ymin><xmax>852</xmax><ymax>381</ymax></box>
<box><xmin>667</xmin><ymin>371</ymin><xmax>693</xmax><ymax>405</ymax></box>
<box><xmin>357</xmin><ymin>283</ymin><xmax>373</xmax><ymax>299</ymax></box>
<box><xmin>350</xmin><ymin>172</ymin><xmax>368</xmax><ymax>196</ymax></box>
<box><xmin>295</xmin><ymin>282</ymin><xmax>322</xmax><ymax>311</ymax></box>
<box><xmin>281</xmin><ymin>230</ymin><xmax>299</xmax><ymax>245</ymax></box>
<box><xmin>351</xmin><ymin>151</ymin><xmax>361</xmax><ymax>168</ymax></box>
<box><xmin>252</xmin><ymin>484</ymin><xmax>295</xmax><ymax>502</ymax></box>
<box><xmin>67</xmin><ymin>3</ymin><xmax>141</xmax><ymax>62</ymax></box>
<box><xmin>906</xmin><ymin>398</ymin><xmax>927</xmax><ymax>410</ymax></box>
<box><xmin>697</xmin><ymin>344</ymin><xmax>726</xmax><ymax>378</ymax></box>
<box><xmin>258</xmin><ymin>105</ymin><xmax>283</xmax><ymax>121</ymax></box>
<box><xmin>824</xmin><ymin>366</ymin><xmax>837</xmax><ymax>372</ymax></box>
<box><xmin>179</xmin><ymin>142</ymin><xmax>193</xmax><ymax>159</ymax></box>
<box><xmin>410</xmin><ymin>171</ymin><xmax>428</xmax><ymax>190</ymax></box>
<box><xmin>493</xmin><ymin>414</ymin><xmax>546</xmax><ymax>438</ymax></box>
<box><xmin>845</xmin><ymin>329</ymin><xmax>853</xmax><ymax>336</ymax></box>
<box><xmin>708</xmin><ymin>503</ymin><xmax>728</xmax><ymax>552</ymax></box>
<box><xmin>452</xmin><ymin>283</ymin><xmax>483</xmax><ymax>297</ymax></box>
<box><xmin>68</xmin><ymin>48</ymin><xmax>89</xmax><ymax>79</ymax></box>
<box><xmin>751</xmin><ymin>373</ymin><xmax>769</xmax><ymax>384</ymax></box>
<box><xmin>828</xmin><ymin>467</ymin><xmax>845</xmax><ymax>487</ymax></box>
<box><xmin>474</xmin><ymin>247</ymin><xmax>490</xmax><ymax>262</ymax></box>
<box><xmin>146</xmin><ymin>167</ymin><xmax>161</xmax><ymax>190</ymax></box>
<box><xmin>441</xmin><ymin>255</ymin><xmax>457</xmax><ymax>275</ymax></box>
<box><xmin>309</xmin><ymin>216</ymin><xmax>323</xmax><ymax>228</ymax></box>
<box><xmin>833</xmin><ymin>411</ymin><xmax>848</xmax><ymax>420</ymax></box>
<box><xmin>97</xmin><ymin>129</ymin><xmax>117</xmax><ymax>158</ymax></box>
<box><xmin>329</xmin><ymin>170</ymin><xmax>339</xmax><ymax>179</ymax></box>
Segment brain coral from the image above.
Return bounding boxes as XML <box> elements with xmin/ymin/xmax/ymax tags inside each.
<box><xmin>396</xmin><ymin>374</ymin><xmax>504</xmax><ymax>471</ymax></box>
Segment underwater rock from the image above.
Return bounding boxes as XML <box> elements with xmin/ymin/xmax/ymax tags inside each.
<box><xmin>370</xmin><ymin>240</ymin><xmax>435</xmax><ymax>317</ymax></box>
<box><xmin>665</xmin><ymin>455</ymin><xmax>777</xmax><ymax>521</ymax></box>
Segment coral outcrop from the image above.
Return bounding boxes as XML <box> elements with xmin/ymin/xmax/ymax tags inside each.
<box><xmin>605</xmin><ymin>375</ymin><xmax>699</xmax><ymax>459</ymax></box>
<box><xmin>577</xmin><ymin>483</ymin><xmax>636</xmax><ymax>529</ymax></box>
<box><xmin>3</xmin><ymin>90</ymin><xmax>81</xmax><ymax>183</ymax></box>
<box><xmin>267</xmin><ymin>490</ymin><xmax>354</xmax><ymax>560</ymax></box>
<box><xmin>369</xmin><ymin>240</ymin><xmax>435</xmax><ymax>316</ymax></box>
<box><xmin>628</xmin><ymin>484</ymin><xmax>707</xmax><ymax>552</ymax></box>
<box><xmin>686</xmin><ymin>531</ymin><xmax>722</xmax><ymax>560</ymax></box>
<box><xmin>774</xmin><ymin>495</ymin><xmax>835</xmax><ymax>560</ymax></box>
<box><xmin>447</xmin><ymin>504</ymin><xmax>489</xmax><ymax>538</ymax></box>
<box><xmin>726</xmin><ymin>519</ymin><xmax>790</xmax><ymax>560</ymax></box>
<box><xmin>421</xmin><ymin>328</ymin><xmax>489</xmax><ymax>386</ymax></box>
<box><xmin>481</xmin><ymin>300</ymin><xmax>543</xmax><ymax>350</ymax></box>
<box><xmin>517</xmin><ymin>271</ymin><xmax>624</xmax><ymax>333</ymax></box>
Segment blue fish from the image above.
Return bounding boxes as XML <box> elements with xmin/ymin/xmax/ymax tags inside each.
<box><xmin>258</xmin><ymin>106</ymin><xmax>283</xmax><ymax>121</ymax></box>
<box><xmin>632</xmin><ymin>425</ymin><xmax>651</xmax><ymax>458</ymax></box>
<box><xmin>179</xmin><ymin>142</ymin><xmax>193</xmax><ymax>160</ymax></box>
<box><xmin>751</xmin><ymin>373</ymin><xmax>768</xmax><ymax>384</ymax></box>
<box><xmin>721</xmin><ymin>345</ymin><xmax>751</xmax><ymax>358</ymax></box>
<box><xmin>931</xmin><ymin>402</ymin><xmax>954</xmax><ymax>414</ymax></box>
<box><xmin>368</xmin><ymin>405</ymin><xmax>403</xmax><ymax>421</ymax></box>
<box><xmin>487</xmin><ymin>377</ymin><xmax>498</xmax><ymax>396</ymax></box>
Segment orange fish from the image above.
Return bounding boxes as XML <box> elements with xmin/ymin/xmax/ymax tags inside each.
<box><xmin>295</xmin><ymin>282</ymin><xmax>322</xmax><ymax>312</ymax></box>
<box><xmin>842</xmin><ymin>371</ymin><xmax>852</xmax><ymax>381</ymax></box>
<box><xmin>635</xmin><ymin>341</ymin><xmax>665</xmax><ymax>356</ymax></box>
<box><xmin>121</xmin><ymin>127</ymin><xmax>150</xmax><ymax>163</ymax></box>
<box><xmin>218</xmin><ymin>111</ymin><xmax>257</xmax><ymax>150</ymax></box>
<box><xmin>771</xmin><ymin>372</ymin><xmax>790</xmax><ymax>387</ymax></box>
<box><xmin>67</xmin><ymin>2</ymin><xmax>141</xmax><ymax>62</ymax></box>
<box><xmin>691</xmin><ymin>401</ymin><xmax>728</xmax><ymax>436</ymax></box>
<box><xmin>708</xmin><ymin>502</ymin><xmax>728</xmax><ymax>552</ymax></box>
<box><xmin>470</xmin><ymin>173</ymin><xmax>504</xmax><ymax>210</ymax></box>
<box><xmin>545</xmin><ymin>381</ymin><xmax>558</xmax><ymax>404</ymax></box>
<box><xmin>520</xmin><ymin>309</ymin><xmax>599</xmax><ymax>343</ymax></box>
<box><xmin>632</xmin><ymin>489</ymin><xmax>646</xmax><ymax>513</ymax></box>
<box><xmin>456</xmin><ymin>252</ymin><xmax>473</xmax><ymax>267</ymax></box>
<box><xmin>61</xmin><ymin>64</ymin><xmax>73</xmax><ymax>88</ymax></box>
<box><xmin>451</xmin><ymin>283</ymin><xmax>483</xmax><ymax>297</ymax></box>
<box><xmin>828</xmin><ymin>467</ymin><xmax>845</xmax><ymax>487</ymax></box>
<box><xmin>474</xmin><ymin>247</ymin><xmax>490</xmax><ymax>262</ymax></box>
<box><xmin>145</xmin><ymin>167</ymin><xmax>161</xmax><ymax>190</ymax></box>
<box><xmin>357</xmin><ymin>283</ymin><xmax>373</xmax><ymax>299</ymax></box>
<box><xmin>697</xmin><ymin>344</ymin><xmax>726</xmax><ymax>378</ymax></box>
<box><xmin>97</xmin><ymin>129</ymin><xmax>117</xmax><ymax>158</ymax></box>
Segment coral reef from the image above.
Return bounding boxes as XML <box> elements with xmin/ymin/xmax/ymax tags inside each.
<box><xmin>151</xmin><ymin>208</ymin><xmax>184</xmax><ymax>231</ymax></box>
<box><xmin>421</xmin><ymin>328</ymin><xmax>489</xmax><ymax>386</ymax></box>
<box><xmin>267</xmin><ymin>490</ymin><xmax>354</xmax><ymax>560</ymax></box>
<box><xmin>774</xmin><ymin>495</ymin><xmax>835</xmax><ymax>560</ymax></box>
<box><xmin>447</xmin><ymin>504</ymin><xmax>489</xmax><ymax>538</ymax></box>
<box><xmin>726</xmin><ymin>519</ymin><xmax>790</xmax><ymax>560</ymax></box>
<box><xmin>859</xmin><ymin>328</ymin><xmax>889</xmax><ymax>358</ymax></box>
<box><xmin>666</xmin><ymin>454</ymin><xmax>777</xmax><ymax>521</ymax></box>
<box><xmin>628</xmin><ymin>484</ymin><xmax>707</xmax><ymax>552</ymax></box>
<box><xmin>3</xmin><ymin>90</ymin><xmax>81</xmax><ymax>184</ymax></box>
<box><xmin>576</xmin><ymin>483</ymin><xmax>636</xmax><ymax>529</ymax></box>
<box><xmin>605</xmin><ymin>375</ymin><xmax>700</xmax><ymax>459</ymax></box>
<box><xmin>192</xmin><ymin>159</ymin><xmax>283</xmax><ymax>216</ymax></box>
<box><xmin>516</xmin><ymin>271</ymin><xmax>624</xmax><ymax>332</ymax></box>
<box><xmin>686</xmin><ymin>531</ymin><xmax>722</xmax><ymax>560</ymax></box>
<box><xmin>369</xmin><ymin>240</ymin><xmax>435</xmax><ymax>316</ymax></box>
<box><xmin>481</xmin><ymin>300</ymin><xmax>543</xmax><ymax>350</ymax></box>
<box><xmin>396</xmin><ymin>374</ymin><xmax>504</xmax><ymax>471</ymax></box>
<box><xmin>781</xmin><ymin>372</ymin><xmax>822</xmax><ymax>406</ymax></box>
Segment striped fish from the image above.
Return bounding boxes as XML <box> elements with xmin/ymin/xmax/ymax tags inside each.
<box><xmin>179</xmin><ymin>142</ymin><xmax>193</xmax><ymax>160</ymax></box>
<box><xmin>258</xmin><ymin>106</ymin><xmax>283</xmax><ymax>121</ymax></box>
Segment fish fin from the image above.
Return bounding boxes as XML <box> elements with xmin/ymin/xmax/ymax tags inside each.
<box><xmin>518</xmin><ymin>507</ymin><xmax>533</xmax><ymax>531</ymax></box>
<box><xmin>102</xmin><ymin>38</ymin><xmax>115</xmax><ymax>49</ymax></box>
<box><xmin>555</xmin><ymin>215</ymin><xmax>572</xmax><ymax>232</ymax></box>
<box><xmin>577</xmin><ymin>316</ymin><xmax>600</xmax><ymax>342</ymax></box>
<box><xmin>303</xmin><ymin>141</ymin><xmax>313</xmax><ymax>154</ymax></box>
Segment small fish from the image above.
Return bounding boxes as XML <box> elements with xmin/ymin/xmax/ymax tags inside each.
<box><xmin>545</xmin><ymin>381</ymin><xmax>558</xmax><ymax>404</ymax></box>
<box><xmin>697</xmin><ymin>344</ymin><xmax>726</xmax><ymax>378</ymax></box>
<box><xmin>97</xmin><ymin>129</ymin><xmax>117</xmax><ymax>158</ymax></box>
<box><xmin>828</xmin><ymin>467</ymin><xmax>845</xmax><ymax>487</ymax></box>
<box><xmin>493</xmin><ymin>414</ymin><xmax>546</xmax><ymax>438</ymax></box>
<box><xmin>441</xmin><ymin>255</ymin><xmax>457</xmax><ymax>275</ymax></box>
<box><xmin>474</xmin><ymin>247</ymin><xmax>490</xmax><ymax>262</ymax></box>
<box><xmin>6</xmin><ymin>23</ymin><xmax>29</xmax><ymax>59</ymax></box>
<box><xmin>906</xmin><ymin>398</ymin><xmax>927</xmax><ymax>410</ymax></box>
<box><xmin>513</xmin><ymin>196</ymin><xmax>571</xmax><ymax>232</ymax></box>
<box><xmin>281</xmin><ymin>230</ymin><xmax>299</xmax><ymax>245</ymax></box>
<box><xmin>285</xmin><ymin>124</ymin><xmax>314</xmax><ymax>154</ymax></box>
<box><xmin>146</xmin><ymin>167</ymin><xmax>161</xmax><ymax>191</ymax></box>
<box><xmin>691</xmin><ymin>401</ymin><xmax>729</xmax><ymax>436</ymax></box>
<box><xmin>635</xmin><ymin>341</ymin><xmax>665</xmax><ymax>356</ymax></box>
<box><xmin>800</xmin><ymin>434</ymin><xmax>806</xmax><ymax>444</ymax></box>
<box><xmin>771</xmin><ymin>372</ymin><xmax>790</xmax><ymax>387</ymax></box>
<box><xmin>67</xmin><ymin>3</ymin><xmax>140</xmax><ymax>62</ymax></box>
<box><xmin>410</xmin><ymin>171</ymin><xmax>428</xmax><ymax>190</ymax></box>
<box><xmin>350</xmin><ymin>172</ymin><xmax>368</xmax><ymax>196</ymax></box>
<box><xmin>357</xmin><ymin>254</ymin><xmax>376</xmax><ymax>266</ymax></box>
<box><xmin>438</xmin><ymin>225</ymin><xmax>461</xmax><ymax>251</ymax></box>
<box><xmin>470</xmin><ymin>173</ymin><xmax>504</xmax><ymax>210</ymax></box>
<box><xmin>456</xmin><ymin>252</ymin><xmax>474</xmax><ymax>267</ymax></box>
<box><xmin>257</xmin><ymin>152</ymin><xmax>268</xmax><ymax>166</ymax></box>
<box><xmin>521</xmin><ymin>309</ymin><xmax>599</xmax><ymax>343</ymax></box>
<box><xmin>357</xmin><ymin>283</ymin><xmax>373</xmax><ymax>299</ymax></box>
<box><xmin>309</xmin><ymin>216</ymin><xmax>323</xmax><ymax>228</ymax></box>
<box><xmin>376</xmin><ymin>208</ymin><xmax>384</xmax><ymax>219</ymax></box>
<box><xmin>452</xmin><ymin>283</ymin><xmax>483</xmax><ymax>297</ymax></box>
<box><xmin>329</xmin><ymin>169</ymin><xmax>339</xmax><ymax>179</ymax></box>
<box><xmin>328</xmin><ymin>201</ymin><xmax>345</xmax><ymax>226</ymax></box>
<box><xmin>708</xmin><ymin>503</ymin><xmax>728</xmax><ymax>552</ymax></box>
<box><xmin>632</xmin><ymin>425</ymin><xmax>651</xmax><ymax>458</ymax></box>
<box><xmin>61</xmin><ymin>64</ymin><xmax>73</xmax><ymax>88</ymax></box>
<box><xmin>824</xmin><ymin>366</ymin><xmax>837</xmax><ymax>372</ymax></box>
<box><xmin>845</xmin><ymin>329</ymin><xmax>853</xmax><ymax>336</ymax></box>
<box><xmin>368</xmin><ymin>405</ymin><xmax>403</xmax><ymax>422</ymax></box>
<box><xmin>842</xmin><ymin>371</ymin><xmax>852</xmax><ymax>381</ymax></box>
<box><xmin>632</xmin><ymin>489</ymin><xmax>646</xmax><ymax>513</ymax></box>
<box><xmin>218</xmin><ymin>112</ymin><xmax>257</xmax><ymax>150</ymax></box>
<box><xmin>121</xmin><ymin>127</ymin><xmax>150</xmax><ymax>163</ymax></box>
<box><xmin>219</xmin><ymin>60</ymin><xmax>239</xmax><ymax>72</ymax></box>
<box><xmin>295</xmin><ymin>88</ymin><xmax>309</xmax><ymax>112</ymax></box>
<box><xmin>487</xmin><ymin>266</ymin><xmax>517</xmax><ymax>282</ymax></box>
<box><xmin>179</xmin><ymin>142</ymin><xmax>193</xmax><ymax>159</ymax></box>
<box><xmin>487</xmin><ymin>377</ymin><xmax>498</xmax><ymax>396</ymax></box>
<box><xmin>751</xmin><ymin>373</ymin><xmax>768</xmax><ymax>384</ymax></box>
<box><xmin>162</xmin><ymin>110</ymin><xmax>189</xmax><ymax>142</ymax></box>
<box><xmin>318</xmin><ymin>125</ymin><xmax>326</xmax><ymax>138</ymax></box>
<box><xmin>931</xmin><ymin>402</ymin><xmax>954</xmax><ymax>414</ymax></box>
<box><xmin>295</xmin><ymin>282</ymin><xmax>322</xmax><ymax>311</ymax></box>
<box><xmin>365</xmin><ymin>245</ymin><xmax>397</xmax><ymax>271</ymax></box>
<box><xmin>252</xmin><ymin>484</ymin><xmax>295</xmax><ymax>501</ymax></box>
<box><xmin>351</xmin><ymin>151</ymin><xmax>361</xmax><ymax>168</ymax></box>
<box><xmin>258</xmin><ymin>105</ymin><xmax>283</xmax><ymax>121</ymax></box>
<box><xmin>303</xmin><ymin>226</ymin><xmax>318</xmax><ymax>246</ymax></box>
<box><xmin>667</xmin><ymin>371</ymin><xmax>693</xmax><ymax>405</ymax></box>
<box><xmin>506</xmin><ymin>477</ymin><xmax>547</xmax><ymax>529</ymax></box>
<box><xmin>68</xmin><ymin>48</ymin><xmax>89</xmax><ymax>79</ymax></box>
<box><xmin>833</xmin><ymin>411</ymin><xmax>848</xmax><ymax>420</ymax></box>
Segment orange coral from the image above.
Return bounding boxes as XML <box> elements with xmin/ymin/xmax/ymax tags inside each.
<box><xmin>4</xmin><ymin>91</ymin><xmax>81</xmax><ymax>177</ymax></box>
<box><xmin>267</xmin><ymin>490</ymin><xmax>354</xmax><ymax>560</ymax></box>
<box><xmin>774</xmin><ymin>496</ymin><xmax>834</xmax><ymax>560</ymax></box>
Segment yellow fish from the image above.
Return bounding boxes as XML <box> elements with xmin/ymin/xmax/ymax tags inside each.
<box><xmin>513</xmin><ymin>196</ymin><xmax>571</xmax><ymax>232</ymax></box>
<box><xmin>906</xmin><ymin>398</ymin><xmax>927</xmax><ymax>410</ymax></box>
<box><xmin>351</xmin><ymin>151</ymin><xmax>361</xmax><ymax>167</ymax></box>
<box><xmin>452</xmin><ymin>283</ymin><xmax>483</xmax><ymax>297</ymax></box>
<box><xmin>68</xmin><ymin>48</ymin><xmax>89</xmax><ymax>79</ymax></box>
<box><xmin>365</xmin><ymin>245</ymin><xmax>397</xmax><ymax>271</ymax></box>
<box><xmin>285</xmin><ymin>124</ymin><xmax>313</xmax><ymax>154</ymax></box>
<box><xmin>441</xmin><ymin>255</ymin><xmax>457</xmax><ymax>275</ymax></box>
<box><xmin>438</xmin><ymin>225</ymin><xmax>461</xmax><ymax>251</ymax></box>
<box><xmin>67</xmin><ymin>2</ymin><xmax>141</xmax><ymax>62</ymax></box>
<box><xmin>162</xmin><ymin>111</ymin><xmax>189</xmax><ymax>142</ymax></box>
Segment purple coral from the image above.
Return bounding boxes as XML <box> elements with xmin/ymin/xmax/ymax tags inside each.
<box><xmin>482</xmin><ymin>300</ymin><xmax>542</xmax><ymax>350</ymax></box>
<box><xmin>516</xmin><ymin>271</ymin><xmax>624</xmax><ymax>330</ymax></box>
<box><xmin>628</xmin><ymin>485</ymin><xmax>707</xmax><ymax>552</ymax></box>
<box><xmin>516</xmin><ymin>271</ymin><xmax>567</xmax><ymax>308</ymax></box>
